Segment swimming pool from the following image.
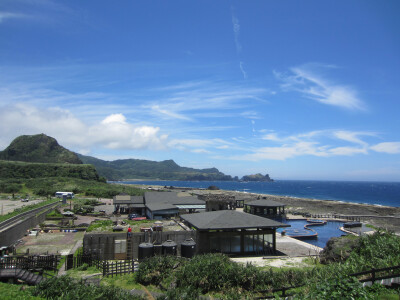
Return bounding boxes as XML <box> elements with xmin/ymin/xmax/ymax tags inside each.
<box><xmin>278</xmin><ymin>219</ymin><xmax>347</xmax><ymax>248</ymax></box>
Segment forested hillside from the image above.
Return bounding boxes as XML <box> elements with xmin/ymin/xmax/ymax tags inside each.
<box><xmin>0</xmin><ymin>160</ymin><xmax>100</xmax><ymax>181</ymax></box>
<box><xmin>78</xmin><ymin>154</ymin><xmax>234</xmax><ymax>181</ymax></box>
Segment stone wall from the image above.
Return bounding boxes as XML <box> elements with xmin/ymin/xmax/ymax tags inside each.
<box><xmin>0</xmin><ymin>204</ymin><xmax>58</xmax><ymax>247</ymax></box>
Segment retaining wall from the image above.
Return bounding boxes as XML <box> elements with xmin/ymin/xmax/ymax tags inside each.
<box><xmin>0</xmin><ymin>204</ymin><xmax>59</xmax><ymax>247</ymax></box>
<box><xmin>84</xmin><ymin>230</ymin><xmax>197</xmax><ymax>260</ymax></box>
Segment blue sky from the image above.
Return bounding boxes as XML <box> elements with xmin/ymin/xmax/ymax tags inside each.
<box><xmin>1</xmin><ymin>0</ymin><xmax>400</xmax><ymax>181</ymax></box>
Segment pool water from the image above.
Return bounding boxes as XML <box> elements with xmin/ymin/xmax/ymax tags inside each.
<box><xmin>277</xmin><ymin>219</ymin><xmax>346</xmax><ymax>248</ymax></box>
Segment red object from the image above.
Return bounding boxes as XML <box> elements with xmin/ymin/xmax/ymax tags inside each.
<box><xmin>128</xmin><ymin>227</ymin><xmax>132</xmax><ymax>233</ymax></box>
<box><xmin>132</xmin><ymin>217</ymin><xmax>146</xmax><ymax>221</ymax></box>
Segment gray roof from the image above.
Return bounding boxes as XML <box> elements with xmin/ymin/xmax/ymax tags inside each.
<box><xmin>181</xmin><ymin>210</ymin><xmax>289</xmax><ymax>230</ymax></box>
<box><xmin>245</xmin><ymin>200</ymin><xmax>285</xmax><ymax>207</ymax></box>
<box><xmin>144</xmin><ymin>191</ymin><xmax>205</xmax><ymax>205</ymax></box>
<box><xmin>146</xmin><ymin>202</ymin><xmax>178</xmax><ymax>212</ymax></box>
<box><xmin>113</xmin><ymin>195</ymin><xmax>144</xmax><ymax>205</ymax></box>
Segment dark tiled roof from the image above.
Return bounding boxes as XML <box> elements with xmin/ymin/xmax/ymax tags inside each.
<box><xmin>181</xmin><ymin>210</ymin><xmax>289</xmax><ymax>230</ymax></box>
<box><xmin>245</xmin><ymin>200</ymin><xmax>285</xmax><ymax>207</ymax></box>
<box><xmin>146</xmin><ymin>203</ymin><xmax>177</xmax><ymax>212</ymax></box>
<box><xmin>144</xmin><ymin>191</ymin><xmax>205</xmax><ymax>205</ymax></box>
<box><xmin>113</xmin><ymin>195</ymin><xmax>144</xmax><ymax>205</ymax></box>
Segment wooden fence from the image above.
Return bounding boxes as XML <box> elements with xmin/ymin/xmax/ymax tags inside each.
<box><xmin>255</xmin><ymin>264</ymin><xmax>400</xmax><ymax>298</ymax></box>
<box><xmin>65</xmin><ymin>253</ymin><xmax>137</xmax><ymax>277</ymax></box>
<box><xmin>65</xmin><ymin>253</ymin><xmax>102</xmax><ymax>270</ymax></box>
<box><xmin>102</xmin><ymin>259</ymin><xmax>138</xmax><ymax>277</ymax></box>
<box><xmin>350</xmin><ymin>264</ymin><xmax>400</xmax><ymax>285</ymax></box>
<box><xmin>0</xmin><ymin>255</ymin><xmax>60</xmax><ymax>272</ymax></box>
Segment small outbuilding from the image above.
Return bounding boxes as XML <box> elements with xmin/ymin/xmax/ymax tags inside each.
<box><xmin>244</xmin><ymin>200</ymin><xmax>286</xmax><ymax>219</ymax></box>
<box><xmin>181</xmin><ymin>210</ymin><xmax>289</xmax><ymax>255</ymax></box>
<box><xmin>113</xmin><ymin>195</ymin><xmax>146</xmax><ymax>215</ymax></box>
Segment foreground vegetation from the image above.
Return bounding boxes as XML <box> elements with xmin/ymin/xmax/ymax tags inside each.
<box><xmin>134</xmin><ymin>231</ymin><xmax>400</xmax><ymax>299</ymax></box>
<box><xmin>2</xmin><ymin>231</ymin><xmax>400</xmax><ymax>299</ymax></box>
<box><xmin>0</xmin><ymin>177</ymin><xmax>143</xmax><ymax>198</ymax></box>
<box><xmin>32</xmin><ymin>276</ymin><xmax>144</xmax><ymax>300</ymax></box>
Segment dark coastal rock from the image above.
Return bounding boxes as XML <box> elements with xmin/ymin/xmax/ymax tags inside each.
<box><xmin>241</xmin><ymin>173</ymin><xmax>274</xmax><ymax>182</ymax></box>
<box><xmin>320</xmin><ymin>235</ymin><xmax>360</xmax><ymax>264</ymax></box>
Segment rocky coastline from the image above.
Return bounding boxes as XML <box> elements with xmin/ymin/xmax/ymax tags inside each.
<box><xmin>131</xmin><ymin>183</ymin><xmax>400</xmax><ymax>233</ymax></box>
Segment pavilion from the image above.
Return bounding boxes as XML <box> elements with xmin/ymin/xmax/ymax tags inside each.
<box><xmin>181</xmin><ymin>210</ymin><xmax>289</xmax><ymax>255</ymax></box>
<box><xmin>244</xmin><ymin>199</ymin><xmax>286</xmax><ymax>219</ymax></box>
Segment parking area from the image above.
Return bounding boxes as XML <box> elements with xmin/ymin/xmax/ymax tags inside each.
<box><xmin>16</xmin><ymin>231</ymin><xmax>85</xmax><ymax>255</ymax></box>
<box><xmin>0</xmin><ymin>199</ymin><xmax>44</xmax><ymax>215</ymax></box>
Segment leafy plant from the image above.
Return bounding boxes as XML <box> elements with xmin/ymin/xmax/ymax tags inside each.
<box><xmin>31</xmin><ymin>275</ymin><xmax>143</xmax><ymax>300</ymax></box>
<box><xmin>86</xmin><ymin>220</ymin><xmax>113</xmax><ymax>232</ymax></box>
<box><xmin>297</xmin><ymin>275</ymin><xmax>372</xmax><ymax>300</ymax></box>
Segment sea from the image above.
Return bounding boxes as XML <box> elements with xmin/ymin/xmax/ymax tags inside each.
<box><xmin>114</xmin><ymin>180</ymin><xmax>400</xmax><ymax>208</ymax></box>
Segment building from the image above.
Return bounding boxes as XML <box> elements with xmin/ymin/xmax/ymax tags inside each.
<box><xmin>113</xmin><ymin>195</ymin><xmax>146</xmax><ymax>215</ymax></box>
<box><xmin>113</xmin><ymin>191</ymin><xmax>205</xmax><ymax>219</ymax></box>
<box><xmin>244</xmin><ymin>199</ymin><xmax>286</xmax><ymax>219</ymax></box>
<box><xmin>198</xmin><ymin>194</ymin><xmax>245</xmax><ymax>211</ymax></box>
<box><xmin>181</xmin><ymin>210</ymin><xmax>289</xmax><ymax>255</ymax></box>
<box><xmin>144</xmin><ymin>192</ymin><xmax>205</xmax><ymax>219</ymax></box>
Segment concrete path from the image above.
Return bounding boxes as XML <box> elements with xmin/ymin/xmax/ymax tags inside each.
<box><xmin>275</xmin><ymin>234</ymin><xmax>322</xmax><ymax>257</ymax></box>
<box><xmin>57</xmin><ymin>239</ymin><xmax>83</xmax><ymax>276</ymax></box>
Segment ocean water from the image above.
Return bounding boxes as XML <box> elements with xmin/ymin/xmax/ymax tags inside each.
<box><xmin>114</xmin><ymin>180</ymin><xmax>400</xmax><ymax>207</ymax></box>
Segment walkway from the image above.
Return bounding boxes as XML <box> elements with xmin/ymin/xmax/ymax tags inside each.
<box><xmin>57</xmin><ymin>239</ymin><xmax>83</xmax><ymax>276</ymax></box>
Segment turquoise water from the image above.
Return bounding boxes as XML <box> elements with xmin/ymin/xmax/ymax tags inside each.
<box><xmin>277</xmin><ymin>220</ymin><xmax>346</xmax><ymax>248</ymax></box>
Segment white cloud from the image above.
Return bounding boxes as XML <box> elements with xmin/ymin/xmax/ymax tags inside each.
<box><xmin>262</xmin><ymin>133</ymin><xmax>282</xmax><ymax>142</ymax></box>
<box><xmin>230</xmin><ymin>129</ymin><xmax>375</xmax><ymax>161</ymax></box>
<box><xmin>0</xmin><ymin>12</ymin><xmax>24</xmax><ymax>23</ymax></box>
<box><xmin>191</xmin><ymin>149</ymin><xmax>211</xmax><ymax>154</ymax></box>
<box><xmin>240</xmin><ymin>111</ymin><xmax>261</xmax><ymax>119</ymax></box>
<box><xmin>168</xmin><ymin>138</ymin><xmax>233</xmax><ymax>153</ymax></box>
<box><xmin>231</xmin><ymin>7</ymin><xmax>242</xmax><ymax>53</ymax></box>
<box><xmin>333</xmin><ymin>130</ymin><xmax>370</xmax><ymax>146</ymax></box>
<box><xmin>216</xmin><ymin>145</ymin><xmax>229</xmax><ymax>149</ymax></box>
<box><xmin>371</xmin><ymin>142</ymin><xmax>400</xmax><ymax>154</ymax></box>
<box><xmin>239</xmin><ymin>61</ymin><xmax>248</xmax><ymax>79</ymax></box>
<box><xmin>276</xmin><ymin>64</ymin><xmax>365</xmax><ymax>111</ymax></box>
<box><xmin>0</xmin><ymin>103</ymin><xmax>168</xmax><ymax>152</ymax></box>
<box><xmin>150</xmin><ymin>105</ymin><xmax>192</xmax><ymax>121</ymax></box>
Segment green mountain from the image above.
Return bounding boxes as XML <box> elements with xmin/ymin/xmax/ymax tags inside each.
<box><xmin>77</xmin><ymin>154</ymin><xmax>234</xmax><ymax>181</ymax></box>
<box><xmin>0</xmin><ymin>134</ymin><xmax>82</xmax><ymax>164</ymax></box>
<box><xmin>0</xmin><ymin>134</ymin><xmax>234</xmax><ymax>181</ymax></box>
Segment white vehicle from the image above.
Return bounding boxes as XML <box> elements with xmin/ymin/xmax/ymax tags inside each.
<box><xmin>55</xmin><ymin>191</ymin><xmax>74</xmax><ymax>199</ymax></box>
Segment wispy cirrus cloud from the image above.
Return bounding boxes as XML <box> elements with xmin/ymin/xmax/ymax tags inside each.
<box><xmin>275</xmin><ymin>64</ymin><xmax>365</xmax><ymax>111</ymax></box>
<box><xmin>231</xmin><ymin>7</ymin><xmax>248</xmax><ymax>79</ymax></box>
<box><xmin>231</xmin><ymin>7</ymin><xmax>242</xmax><ymax>53</ymax></box>
<box><xmin>371</xmin><ymin>142</ymin><xmax>400</xmax><ymax>154</ymax></box>
<box><xmin>239</xmin><ymin>61</ymin><xmax>248</xmax><ymax>79</ymax></box>
<box><xmin>0</xmin><ymin>12</ymin><xmax>25</xmax><ymax>23</ymax></box>
<box><xmin>231</xmin><ymin>129</ymin><xmax>381</xmax><ymax>161</ymax></box>
<box><xmin>144</xmin><ymin>80</ymin><xmax>268</xmax><ymax>121</ymax></box>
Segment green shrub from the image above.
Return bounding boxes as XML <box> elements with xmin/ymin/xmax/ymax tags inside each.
<box><xmin>136</xmin><ymin>255</ymin><xmax>184</xmax><ymax>286</ymax></box>
<box><xmin>0</xmin><ymin>282</ymin><xmax>41</xmax><ymax>300</ymax></box>
<box><xmin>86</xmin><ymin>220</ymin><xmax>113</xmax><ymax>232</ymax></box>
<box><xmin>345</xmin><ymin>230</ymin><xmax>400</xmax><ymax>272</ymax></box>
<box><xmin>297</xmin><ymin>275</ymin><xmax>372</xmax><ymax>300</ymax></box>
<box><xmin>31</xmin><ymin>275</ymin><xmax>143</xmax><ymax>300</ymax></box>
